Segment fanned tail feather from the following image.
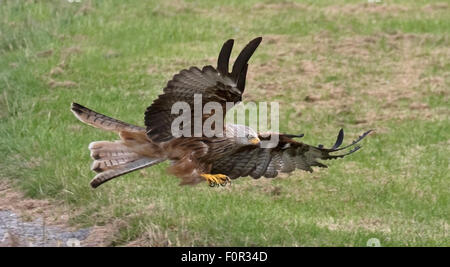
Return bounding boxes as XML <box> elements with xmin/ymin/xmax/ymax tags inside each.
<box><xmin>70</xmin><ymin>103</ymin><xmax>165</xmax><ymax>188</ymax></box>
<box><xmin>90</xmin><ymin>158</ymin><xmax>164</xmax><ymax>188</ymax></box>
<box><xmin>87</xmin><ymin>140</ymin><xmax>164</xmax><ymax>188</ymax></box>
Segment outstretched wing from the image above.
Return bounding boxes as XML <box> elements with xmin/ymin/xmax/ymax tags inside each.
<box><xmin>210</xmin><ymin>129</ymin><xmax>372</xmax><ymax>179</ymax></box>
<box><xmin>145</xmin><ymin>37</ymin><xmax>262</xmax><ymax>142</ymax></box>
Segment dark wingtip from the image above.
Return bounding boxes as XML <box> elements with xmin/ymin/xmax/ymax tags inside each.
<box><xmin>217</xmin><ymin>39</ymin><xmax>234</xmax><ymax>75</ymax></box>
<box><xmin>224</xmin><ymin>39</ymin><xmax>235</xmax><ymax>45</ymax></box>
<box><xmin>324</xmin><ymin>145</ymin><xmax>363</xmax><ymax>160</ymax></box>
<box><xmin>236</xmin><ymin>63</ymin><xmax>248</xmax><ymax>92</ymax></box>
<box><xmin>316</xmin><ymin>128</ymin><xmax>372</xmax><ymax>162</ymax></box>
<box><xmin>253</xmin><ymin>36</ymin><xmax>263</xmax><ymax>43</ymax></box>
<box><xmin>231</xmin><ymin>37</ymin><xmax>263</xmax><ymax>80</ymax></box>
<box><xmin>332</xmin><ymin>128</ymin><xmax>344</xmax><ymax>149</ymax></box>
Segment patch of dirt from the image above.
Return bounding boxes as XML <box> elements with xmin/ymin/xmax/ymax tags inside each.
<box><xmin>253</xmin><ymin>1</ymin><xmax>309</xmax><ymax>11</ymax></box>
<box><xmin>75</xmin><ymin>0</ymin><xmax>95</xmax><ymax>17</ymax></box>
<box><xmin>423</xmin><ymin>2</ymin><xmax>448</xmax><ymax>12</ymax></box>
<box><xmin>61</xmin><ymin>46</ymin><xmax>82</xmax><ymax>60</ymax></box>
<box><xmin>0</xmin><ymin>182</ymin><xmax>56</xmax><ymax>220</ymax></box>
<box><xmin>82</xmin><ymin>222</ymin><xmax>120</xmax><ymax>247</ymax></box>
<box><xmin>0</xmin><ymin>180</ymin><xmax>115</xmax><ymax>247</ymax></box>
<box><xmin>48</xmin><ymin>79</ymin><xmax>78</xmax><ymax>88</ymax></box>
<box><xmin>409</xmin><ymin>102</ymin><xmax>429</xmax><ymax>110</ymax></box>
<box><xmin>146</xmin><ymin>64</ymin><xmax>159</xmax><ymax>75</ymax></box>
<box><xmin>324</xmin><ymin>3</ymin><xmax>409</xmax><ymax>16</ymax></box>
<box><xmin>49</xmin><ymin>66</ymin><xmax>64</xmax><ymax>76</ymax></box>
<box><xmin>304</xmin><ymin>95</ymin><xmax>321</xmax><ymax>103</ymax></box>
<box><xmin>43</xmin><ymin>45</ymin><xmax>84</xmax><ymax>86</ymax></box>
<box><xmin>264</xmin><ymin>34</ymin><xmax>289</xmax><ymax>45</ymax></box>
<box><xmin>36</xmin><ymin>49</ymin><xmax>53</xmax><ymax>58</ymax></box>
<box><xmin>247</xmin><ymin>32</ymin><xmax>448</xmax><ymax>126</ymax></box>
<box><xmin>151</xmin><ymin>0</ymin><xmax>192</xmax><ymax>17</ymax></box>
<box><xmin>125</xmin><ymin>223</ymin><xmax>171</xmax><ymax>247</ymax></box>
<box><xmin>331</xmin><ymin>36</ymin><xmax>374</xmax><ymax>60</ymax></box>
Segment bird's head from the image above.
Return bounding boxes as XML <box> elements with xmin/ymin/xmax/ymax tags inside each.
<box><xmin>225</xmin><ymin>124</ymin><xmax>260</xmax><ymax>146</ymax></box>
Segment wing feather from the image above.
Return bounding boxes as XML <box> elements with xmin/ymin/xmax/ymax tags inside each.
<box><xmin>210</xmin><ymin>130</ymin><xmax>372</xmax><ymax>180</ymax></box>
<box><xmin>145</xmin><ymin>38</ymin><xmax>262</xmax><ymax>142</ymax></box>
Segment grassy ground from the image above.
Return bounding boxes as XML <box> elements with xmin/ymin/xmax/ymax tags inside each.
<box><xmin>0</xmin><ymin>0</ymin><xmax>448</xmax><ymax>246</ymax></box>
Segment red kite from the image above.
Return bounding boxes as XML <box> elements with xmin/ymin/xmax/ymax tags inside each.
<box><xmin>71</xmin><ymin>37</ymin><xmax>371</xmax><ymax>188</ymax></box>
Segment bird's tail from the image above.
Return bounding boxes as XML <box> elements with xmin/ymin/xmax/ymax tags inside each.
<box><xmin>71</xmin><ymin>103</ymin><xmax>165</xmax><ymax>188</ymax></box>
<box><xmin>88</xmin><ymin>141</ymin><xmax>164</xmax><ymax>188</ymax></box>
<box><xmin>71</xmin><ymin>102</ymin><xmax>145</xmax><ymax>133</ymax></box>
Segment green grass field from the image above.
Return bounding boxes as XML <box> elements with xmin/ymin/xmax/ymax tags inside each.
<box><xmin>0</xmin><ymin>0</ymin><xmax>448</xmax><ymax>246</ymax></box>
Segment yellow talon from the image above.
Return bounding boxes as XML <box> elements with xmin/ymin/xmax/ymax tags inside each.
<box><xmin>201</xmin><ymin>174</ymin><xmax>231</xmax><ymax>187</ymax></box>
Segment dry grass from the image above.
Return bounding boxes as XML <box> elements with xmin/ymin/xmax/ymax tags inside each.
<box><xmin>0</xmin><ymin>0</ymin><xmax>448</xmax><ymax>246</ymax></box>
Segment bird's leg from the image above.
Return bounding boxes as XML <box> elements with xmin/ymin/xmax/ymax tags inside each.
<box><xmin>200</xmin><ymin>174</ymin><xmax>231</xmax><ymax>187</ymax></box>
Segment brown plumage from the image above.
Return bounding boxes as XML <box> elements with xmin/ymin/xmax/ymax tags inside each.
<box><xmin>71</xmin><ymin>37</ymin><xmax>371</xmax><ymax>188</ymax></box>
<box><xmin>71</xmin><ymin>103</ymin><xmax>164</xmax><ymax>188</ymax></box>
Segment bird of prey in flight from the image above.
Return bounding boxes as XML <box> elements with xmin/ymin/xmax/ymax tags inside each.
<box><xmin>71</xmin><ymin>37</ymin><xmax>371</xmax><ymax>188</ymax></box>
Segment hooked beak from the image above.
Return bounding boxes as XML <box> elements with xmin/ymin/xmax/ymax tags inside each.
<box><xmin>249</xmin><ymin>137</ymin><xmax>260</xmax><ymax>145</ymax></box>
